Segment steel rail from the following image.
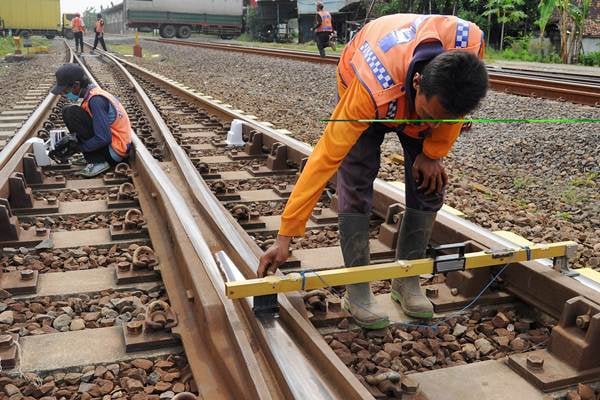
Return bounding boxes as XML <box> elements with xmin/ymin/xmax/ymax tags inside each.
<box><xmin>147</xmin><ymin>37</ymin><xmax>600</xmax><ymax>107</ymax></box>
<box><xmin>0</xmin><ymin>42</ymin><xmax>74</xmax><ymax>171</ymax></box>
<box><xmin>113</xmin><ymin>56</ymin><xmax>600</xmax><ymax>320</ymax></box>
<box><xmin>85</xmin><ymin>43</ymin><xmax>372</xmax><ymax>399</ymax></box>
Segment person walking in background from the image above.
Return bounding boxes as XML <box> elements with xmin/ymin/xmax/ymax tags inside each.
<box><xmin>93</xmin><ymin>14</ymin><xmax>107</xmax><ymax>52</ymax></box>
<box><xmin>71</xmin><ymin>12</ymin><xmax>85</xmax><ymax>54</ymax></box>
<box><xmin>312</xmin><ymin>2</ymin><xmax>333</xmax><ymax>57</ymax></box>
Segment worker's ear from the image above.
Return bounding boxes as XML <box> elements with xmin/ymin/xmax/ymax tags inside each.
<box><xmin>412</xmin><ymin>72</ymin><xmax>422</xmax><ymax>93</ymax></box>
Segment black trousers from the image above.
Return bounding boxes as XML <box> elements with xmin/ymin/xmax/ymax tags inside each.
<box><xmin>316</xmin><ymin>31</ymin><xmax>331</xmax><ymax>57</ymax></box>
<box><xmin>93</xmin><ymin>33</ymin><xmax>107</xmax><ymax>51</ymax></box>
<box><xmin>337</xmin><ymin>123</ymin><xmax>444</xmax><ymax>214</ymax></box>
<box><xmin>74</xmin><ymin>32</ymin><xmax>83</xmax><ymax>52</ymax></box>
<box><xmin>62</xmin><ymin>105</ymin><xmax>117</xmax><ymax>165</ymax></box>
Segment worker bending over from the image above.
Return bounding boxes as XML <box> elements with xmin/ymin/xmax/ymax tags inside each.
<box><xmin>259</xmin><ymin>14</ymin><xmax>489</xmax><ymax>329</ymax></box>
<box><xmin>51</xmin><ymin>63</ymin><xmax>132</xmax><ymax>177</ymax></box>
<box><xmin>312</xmin><ymin>2</ymin><xmax>334</xmax><ymax>57</ymax></box>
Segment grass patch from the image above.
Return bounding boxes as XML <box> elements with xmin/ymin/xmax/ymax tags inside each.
<box><xmin>512</xmin><ymin>176</ymin><xmax>531</xmax><ymax>190</ymax></box>
<box><xmin>556</xmin><ymin>211</ymin><xmax>572</xmax><ymax>221</ymax></box>
<box><xmin>0</xmin><ymin>37</ymin><xmax>50</xmax><ymax>57</ymax></box>
<box><xmin>561</xmin><ymin>188</ymin><xmax>583</xmax><ymax>205</ymax></box>
<box><xmin>570</xmin><ymin>172</ymin><xmax>598</xmax><ymax>187</ymax></box>
<box><xmin>109</xmin><ymin>43</ymin><xmax>159</xmax><ymax>60</ymax></box>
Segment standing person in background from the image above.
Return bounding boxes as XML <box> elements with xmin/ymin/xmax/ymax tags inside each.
<box><xmin>71</xmin><ymin>12</ymin><xmax>85</xmax><ymax>54</ymax></box>
<box><xmin>93</xmin><ymin>14</ymin><xmax>107</xmax><ymax>52</ymax></box>
<box><xmin>312</xmin><ymin>2</ymin><xmax>333</xmax><ymax>57</ymax></box>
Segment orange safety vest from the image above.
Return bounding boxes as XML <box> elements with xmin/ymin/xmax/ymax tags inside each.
<box><xmin>338</xmin><ymin>14</ymin><xmax>484</xmax><ymax>135</ymax></box>
<box><xmin>95</xmin><ymin>19</ymin><xmax>104</xmax><ymax>33</ymax></box>
<box><xmin>81</xmin><ymin>86</ymin><xmax>132</xmax><ymax>157</ymax></box>
<box><xmin>71</xmin><ymin>17</ymin><xmax>84</xmax><ymax>33</ymax></box>
<box><xmin>316</xmin><ymin>11</ymin><xmax>333</xmax><ymax>32</ymax></box>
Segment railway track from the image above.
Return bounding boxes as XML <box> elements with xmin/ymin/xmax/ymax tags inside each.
<box><xmin>0</xmin><ymin>39</ymin><xmax>598</xmax><ymax>400</ymax></box>
<box><xmin>148</xmin><ymin>38</ymin><xmax>600</xmax><ymax>107</ymax></box>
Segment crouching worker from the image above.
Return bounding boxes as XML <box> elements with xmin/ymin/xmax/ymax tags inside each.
<box><xmin>51</xmin><ymin>63</ymin><xmax>132</xmax><ymax>177</ymax></box>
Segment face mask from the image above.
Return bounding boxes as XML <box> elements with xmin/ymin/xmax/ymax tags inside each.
<box><xmin>65</xmin><ymin>92</ymin><xmax>79</xmax><ymax>102</ymax></box>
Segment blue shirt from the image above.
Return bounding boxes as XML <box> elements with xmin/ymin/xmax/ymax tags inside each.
<box><xmin>79</xmin><ymin>94</ymin><xmax>117</xmax><ymax>153</ymax></box>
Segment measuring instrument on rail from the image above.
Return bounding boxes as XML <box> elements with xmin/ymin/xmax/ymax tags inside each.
<box><xmin>224</xmin><ymin>241</ymin><xmax>578</xmax><ymax>314</ymax></box>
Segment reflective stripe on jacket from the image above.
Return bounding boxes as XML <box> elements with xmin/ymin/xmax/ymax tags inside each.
<box><xmin>316</xmin><ymin>11</ymin><xmax>333</xmax><ymax>32</ymax></box>
<box><xmin>338</xmin><ymin>14</ymin><xmax>484</xmax><ymax>126</ymax></box>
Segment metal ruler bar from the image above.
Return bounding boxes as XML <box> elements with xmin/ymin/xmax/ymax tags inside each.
<box><xmin>225</xmin><ymin>241</ymin><xmax>577</xmax><ymax>299</ymax></box>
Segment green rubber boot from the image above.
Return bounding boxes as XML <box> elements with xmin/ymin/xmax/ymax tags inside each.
<box><xmin>390</xmin><ymin>208</ymin><xmax>436</xmax><ymax>319</ymax></box>
<box><xmin>339</xmin><ymin>213</ymin><xmax>389</xmax><ymax>330</ymax></box>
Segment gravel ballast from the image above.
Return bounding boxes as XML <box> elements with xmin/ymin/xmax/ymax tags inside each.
<box><xmin>110</xmin><ymin>40</ymin><xmax>599</xmax><ymax>268</ymax></box>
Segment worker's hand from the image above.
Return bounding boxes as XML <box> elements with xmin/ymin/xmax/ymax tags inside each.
<box><xmin>412</xmin><ymin>153</ymin><xmax>448</xmax><ymax>194</ymax></box>
<box><xmin>257</xmin><ymin>235</ymin><xmax>292</xmax><ymax>277</ymax></box>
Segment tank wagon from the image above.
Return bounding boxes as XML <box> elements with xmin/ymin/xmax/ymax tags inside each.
<box><xmin>126</xmin><ymin>0</ymin><xmax>243</xmax><ymax>39</ymax></box>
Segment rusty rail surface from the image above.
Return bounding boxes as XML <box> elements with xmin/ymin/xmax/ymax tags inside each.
<box><xmin>97</xmin><ymin>48</ymin><xmax>600</xmax><ymax>395</ymax></box>
<box><xmin>1</xmin><ymin>37</ymin><xmax>591</xmax><ymax>398</ymax></box>
<box><xmin>113</xmin><ymin>54</ymin><xmax>600</xmax><ymax>318</ymax></box>
<box><xmin>86</xmin><ymin>44</ymin><xmax>373</xmax><ymax>399</ymax></box>
<box><xmin>148</xmin><ymin>38</ymin><xmax>600</xmax><ymax>107</ymax></box>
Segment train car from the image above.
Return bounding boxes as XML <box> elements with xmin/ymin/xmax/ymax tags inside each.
<box><xmin>62</xmin><ymin>13</ymin><xmax>76</xmax><ymax>40</ymax></box>
<box><xmin>0</xmin><ymin>0</ymin><xmax>61</xmax><ymax>38</ymax></box>
<box><xmin>126</xmin><ymin>0</ymin><xmax>243</xmax><ymax>39</ymax></box>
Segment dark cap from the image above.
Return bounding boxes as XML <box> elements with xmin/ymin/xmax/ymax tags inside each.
<box><xmin>51</xmin><ymin>63</ymin><xmax>85</xmax><ymax>95</ymax></box>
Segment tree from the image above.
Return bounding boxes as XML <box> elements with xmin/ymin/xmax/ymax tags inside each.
<box><xmin>496</xmin><ymin>0</ymin><xmax>527</xmax><ymax>50</ymax></box>
<box><xmin>536</xmin><ymin>0</ymin><xmax>556</xmax><ymax>45</ymax></box>
<box><xmin>483</xmin><ymin>0</ymin><xmax>502</xmax><ymax>46</ymax></box>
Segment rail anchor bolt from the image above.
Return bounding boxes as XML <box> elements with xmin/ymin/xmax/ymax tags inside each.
<box><xmin>526</xmin><ymin>355</ymin><xmax>544</xmax><ymax>371</ymax></box>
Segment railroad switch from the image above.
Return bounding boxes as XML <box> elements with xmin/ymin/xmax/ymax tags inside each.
<box><xmin>225</xmin><ymin>241</ymin><xmax>578</xmax><ymax>316</ymax></box>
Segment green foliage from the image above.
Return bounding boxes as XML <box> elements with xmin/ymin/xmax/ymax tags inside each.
<box><xmin>580</xmin><ymin>51</ymin><xmax>600</xmax><ymax>66</ymax></box>
<box><xmin>486</xmin><ymin>34</ymin><xmax>561</xmax><ymax>62</ymax></box>
<box><xmin>373</xmin><ymin>0</ymin><xmax>405</xmax><ymax>15</ymax></box>
<box><xmin>570</xmin><ymin>172</ymin><xmax>599</xmax><ymax>187</ymax></box>
<box><xmin>561</xmin><ymin>188</ymin><xmax>583</xmax><ymax>205</ymax></box>
<box><xmin>535</xmin><ymin>0</ymin><xmax>557</xmax><ymax>35</ymax></box>
<box><xmin>513</xmin><ymin>176</ymin><xmax>530</xmax><ymax>190</ymax></box>
<box><xmin>556</xmin><ymin>211</ymin><xmax>572</xmax><ymax>220</ymax></box>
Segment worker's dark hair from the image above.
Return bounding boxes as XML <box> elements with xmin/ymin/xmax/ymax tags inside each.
<box><xmin>420</xmin><ymin>51</ymin><xmax>488</xmax><ymax>116</ymax></box>
<box><xmin>316</xmin><ymin>2</ymin><xmax>324</xmax><ymax>10</ymax></box>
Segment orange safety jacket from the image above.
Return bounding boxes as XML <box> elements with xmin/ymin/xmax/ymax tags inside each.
<box><xmin>316</xmin><ymin>11</ymin><xmax>333</xmax><ymax>32</ymax></box>
<box><xmin>81</xmin><ymin>86</ymin><xmax>132</xmax><ymax>158</ymax></box>
<box><xmin>71</xmin><ymin>17</ymin><xmax>84</xmax><ymax>33</ymax></box>
<box><xmin>95</xmin><ymin>19</ymin><xmax>105</xmax><ymax>34</ymax></box>
<box><xmin>279</xmin><ymin>14</ymin><xmax>485</xmax><ymax>237</ymax></box>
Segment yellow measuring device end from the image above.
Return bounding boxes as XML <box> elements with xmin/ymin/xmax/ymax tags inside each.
<box><xmin>225</xmin><ymin>241</ymin><xmax>577</xmax><ymax>299</ymax></box>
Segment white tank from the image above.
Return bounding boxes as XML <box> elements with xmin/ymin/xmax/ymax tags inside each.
<box><xmin>126</xmin><ymin>0</ymin><xmax>243</xmax><ymax>16</ymax></box>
